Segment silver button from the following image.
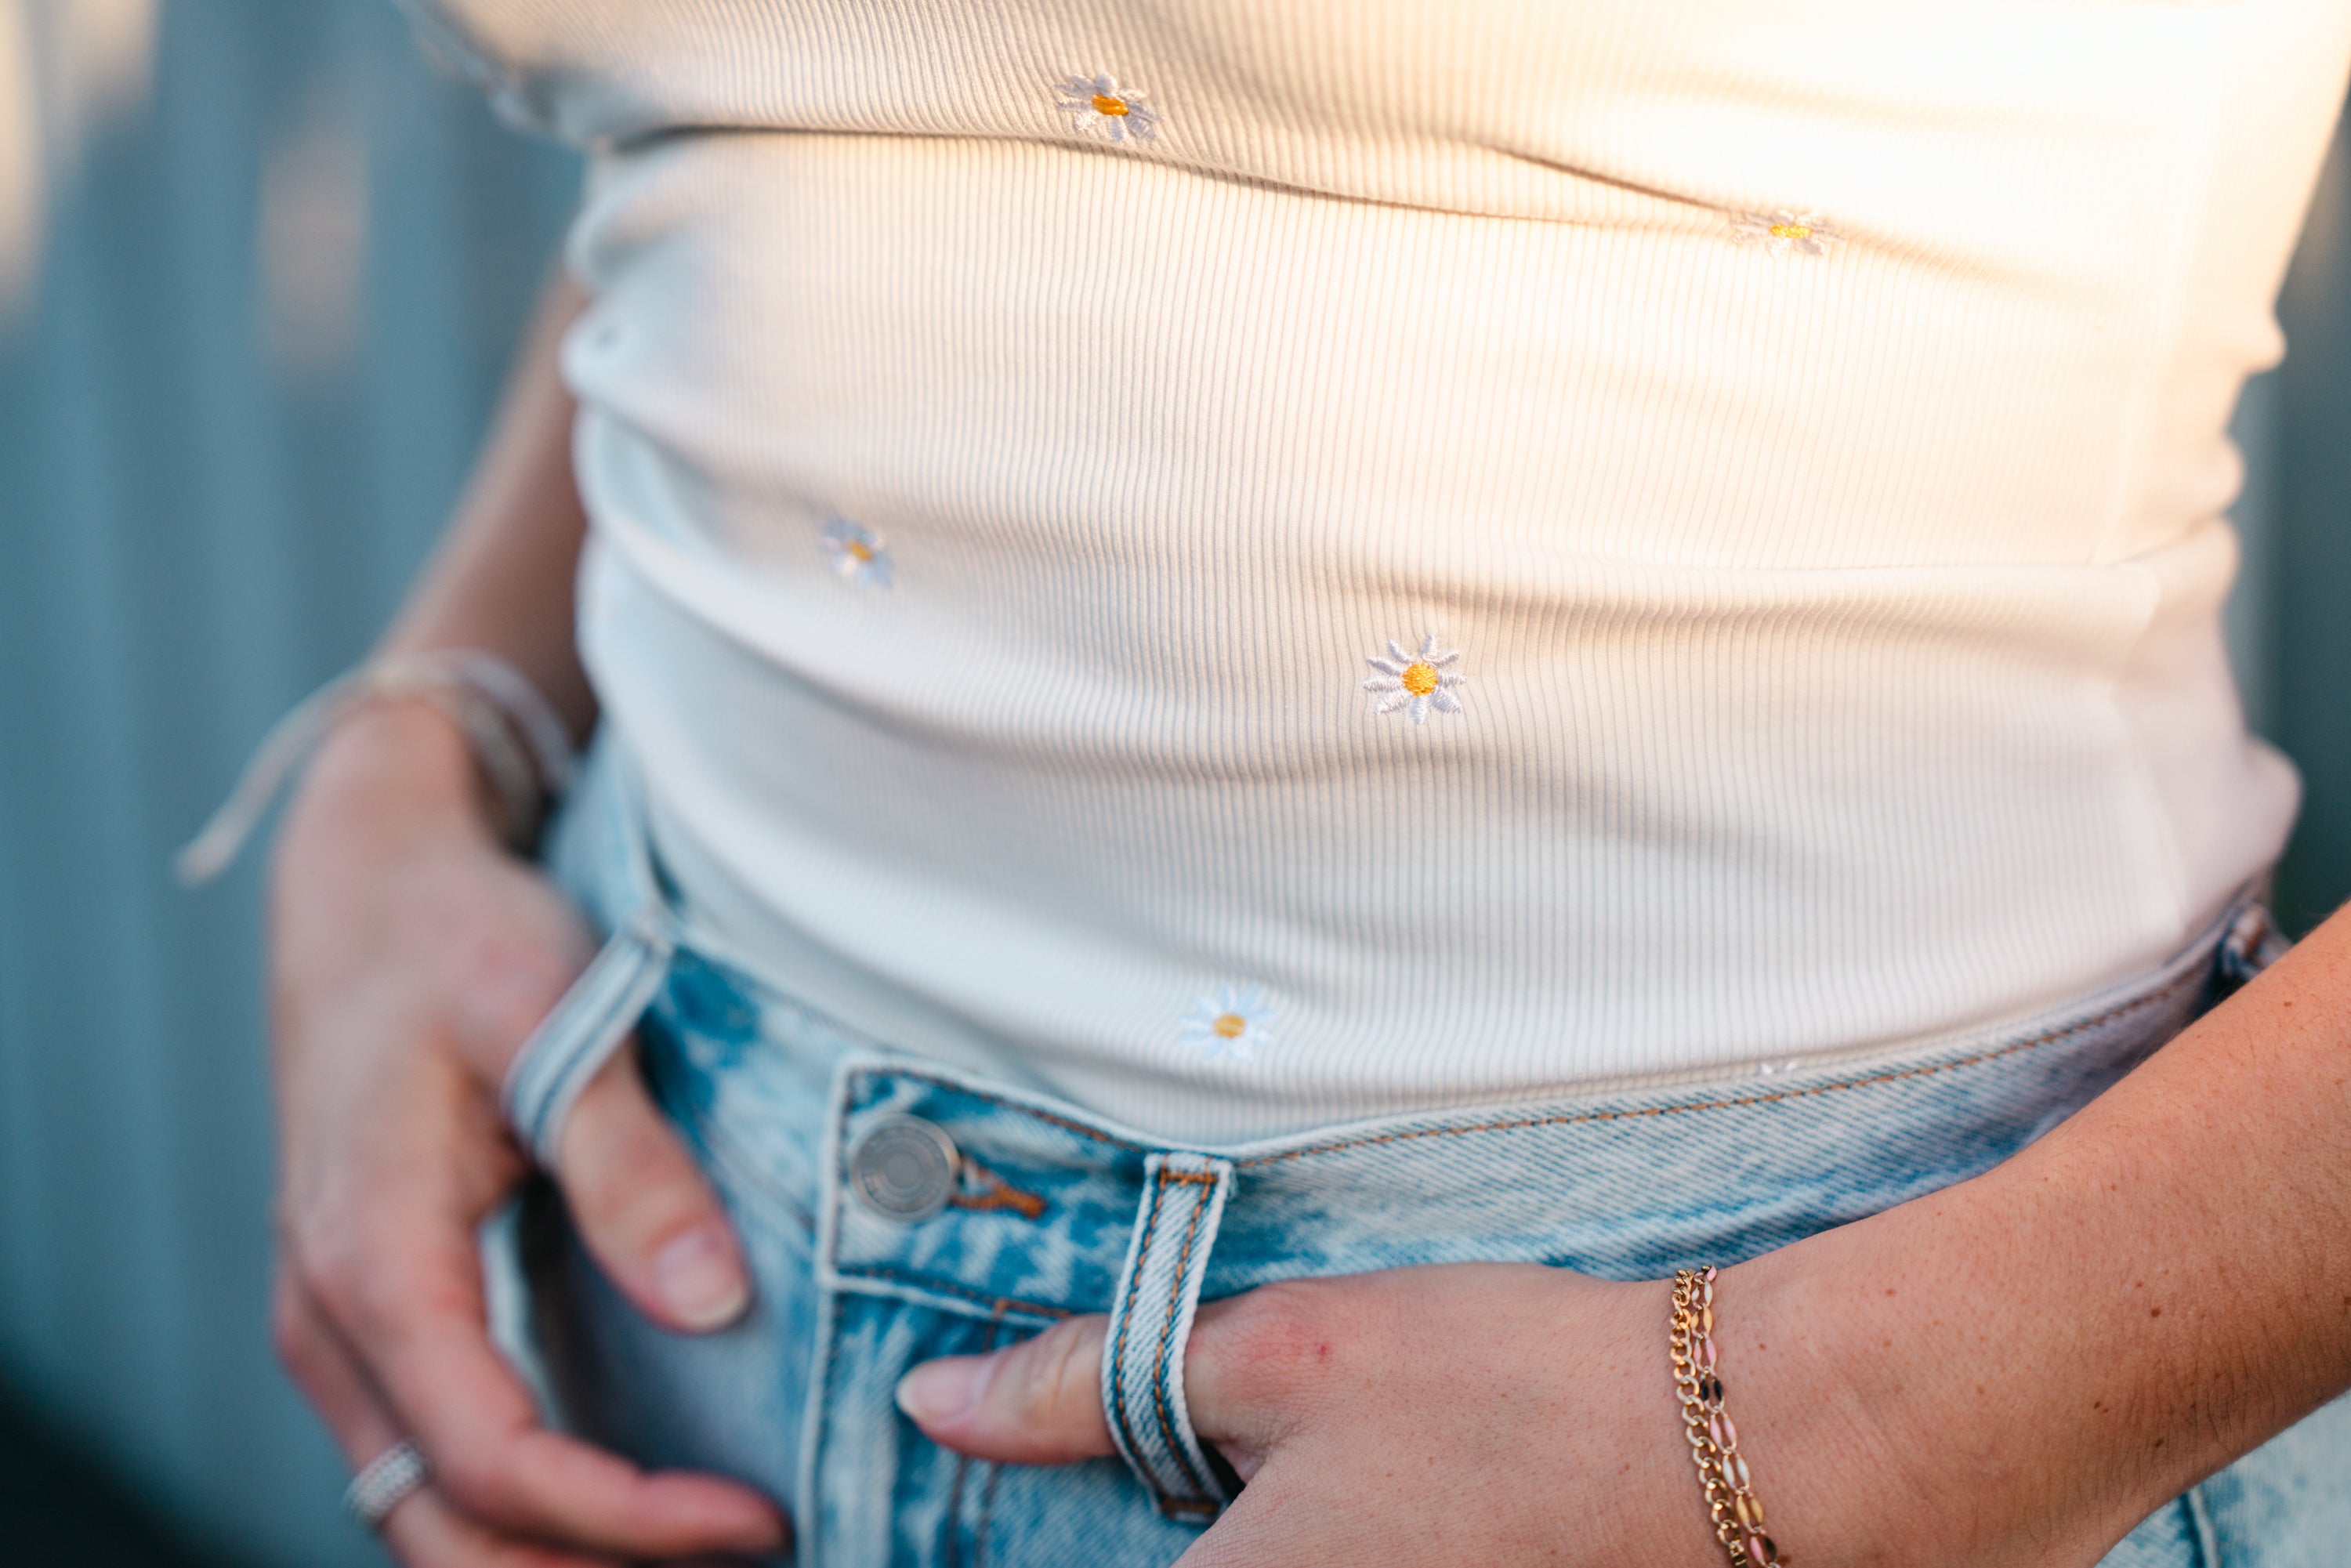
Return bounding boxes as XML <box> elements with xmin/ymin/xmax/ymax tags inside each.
<box><xmin>848</xmin><ymin>1115</ymin><xmax>960</xmax><ymax>1221</ymax></box>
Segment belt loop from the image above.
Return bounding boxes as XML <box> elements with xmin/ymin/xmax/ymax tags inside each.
<box><xmin>1099</xmin><ymin>1151</ymin><xmax>1237</xmax><ymax>1521</ymax></box>
<box><xmin>501</xmin><ymin>749</ymin><xmax>682</xmax><ymax>1169</ymax></box>
<box><xmin>2215</xmin><ymin>898</ymin><xmax>2288</xmax><ymax>995</ymax></box>
<box><xmin>501</xmin><ymin>907</ymin><xmax>679</xmax><ymax>1168</ymax></box>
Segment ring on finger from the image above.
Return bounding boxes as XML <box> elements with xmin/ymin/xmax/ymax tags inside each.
<box><xmin>343</xmin><ymin>1439</ymin><xmax>430</xmax><ymax>1530</ymax></box>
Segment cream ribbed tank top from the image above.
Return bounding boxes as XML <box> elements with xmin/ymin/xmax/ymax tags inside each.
<box><xmin>402</xmin><ymin>0</ymin><xmax>2346</xmax><ymax>1141</ymax></box>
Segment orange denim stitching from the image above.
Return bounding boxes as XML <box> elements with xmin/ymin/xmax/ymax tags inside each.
<box><xmin>942</xmin><ymin>1309</ymin><xmax>1006</xmax><ymax>1568</ymax></box>
<box><xmin>1232</xmin><ymin>969</ymin><xmax>2200</xmax><ymax>1170</ymax></box>
<box><xmin>1107</xmin><ymin>1172</ymin><xmax>1172</xmax><ymax>1487</ymax></box>
<box><xmin>947</xmin><ymin>1156</ymin><xmax>1050</xmax><ymax>1219</ymax></box>
<box><xmin>1150</xmin><ymin>1172</ymin><xmax>1217</xmax><ymax>1507</ymax></box>
<box><xmin>846</xmin><ymin>961</ymin><xmax>2199</xmax><ymax>1179</ymax></box>
<box><xmin>947</xmin><ymin>1186</ymin><xmax>1051</xmax><ymax>1219</ymax></box>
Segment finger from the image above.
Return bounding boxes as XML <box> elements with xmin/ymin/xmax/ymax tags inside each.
<box><xmin>384</xmin><ymin>1486</ymin><xmax>625</xmax><ymax>1568</ymax></box>
<box><xmin>306</xmin><ymin>1187</ymin><xmax>786</xmax><ymax>1559</ymax></box>
<box><xmin>897</xmin><ymin>1279</ymin><xmax>1347</xmax><ymax>1473</ymax></box>
<box><xmin>1174</xmin><ymin>1281</ymin><xmax>1337</xmax><ymax>1470</ymax></box>
<box><xmin>273</xmin><ymin>1267</ymin><xmax>418</xmax><ymax>1496</ymax></box>
<box><xmin>554</xmin><ymin>1043</ymin><xmax>752</xmax><ymax>1333</ymax></box>
<box><xmin>275</xmin><ymin>1269</ymin><xmax>617</xmax><ymax>1567</ymax></box>
<box><xmin>895</xmin><ymin>1313</ymin><xmax>1115</xmax><ymax>1464</ymax></box>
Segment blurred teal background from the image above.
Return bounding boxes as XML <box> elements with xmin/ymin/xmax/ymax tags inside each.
<box><xmin>0</xmin><ymin>4</ymin><xmax>2346</xmax><ymax>1566</ymax></box>
<box><xmin>2</xmin><ymin>2</ymin><xmax>574</xmax><ymax>1563</ymax></box>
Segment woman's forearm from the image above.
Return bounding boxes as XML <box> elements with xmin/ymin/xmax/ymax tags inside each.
<box><xmin>1740</xmin><ymin>904</ymin><xmax>2351</xmax><ymax>1565</ymax></box>
<box><xmin>378</xmin><ymin>269</ymin><xmax>596</xmax><ymax>740</ymax></box>
<box><xmin>283</xmin><ymin>267</ymin><xmax>593</xmax><ymax>862</ymax></box>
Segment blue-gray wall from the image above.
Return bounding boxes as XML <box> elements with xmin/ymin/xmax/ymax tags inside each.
<box><xmin>0</xmin><ymin>9</ymin><xmax>2344</xmax><ymax>1567</ymax></box>
<box><xmin>1</xmin><ymin>3</ymin><xmax>573</xmax><ymax>1563</ymax></box>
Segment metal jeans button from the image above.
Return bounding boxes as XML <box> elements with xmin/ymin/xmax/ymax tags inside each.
<box><xmin>847</xmin><ymin>1115</ymin><xmax>960</xmax><ymax>1221</ymax></box>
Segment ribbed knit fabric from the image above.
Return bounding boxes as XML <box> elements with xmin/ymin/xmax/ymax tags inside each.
<box><xmin>404</xmin><ymin>0</ymin><xmax>2346</xmax><ymax>1141</ymax></box>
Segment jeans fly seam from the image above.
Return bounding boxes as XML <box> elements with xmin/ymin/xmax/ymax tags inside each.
<box><xmin>973</xmin><ymin>1447</ymin><xmax>1004</xmax><ymax>1568</ymax></box>
<box><xmin>1151</xmin><ymin>1182</ymin><xmax>1215</xmax><ymax>1505</ymax></box>
<box><xmin>1233</xmin><ymin>969</ymin><xmax>2200</xmax><ymax>1169</ymax></box>
<box><xmin>1108</xmin><ymin>1172</ymin><xmax>1174</xmax><ymax>1497</ymax></box>
<box><xmin>813</xmin><ymin>1273</ymin><xmax>850</xmax><ymax>1555</ymax></box>
<box><xmin>943</xmin><ymin>1312</ymin><xmax>1006</xmax><ymax>1568</ymax></box>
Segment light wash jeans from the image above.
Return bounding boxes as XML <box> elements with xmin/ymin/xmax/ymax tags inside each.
<box><xmin>506</xmin><ymin>748</ymin><xmax>2350</xmax><ymax>1566</ymax></box>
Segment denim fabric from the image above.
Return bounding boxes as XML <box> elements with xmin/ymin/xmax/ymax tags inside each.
<box><xmin>516</xmin><ymin>750</ymin><xmax>2350</xmax><ymax>1567</ymax></box>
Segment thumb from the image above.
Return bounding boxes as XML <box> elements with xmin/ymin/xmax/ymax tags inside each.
<box><xmin>895</xmin><ymin>1314</ymin><xmax>1114</xmax><ymax>1465</ymax></box>
<box><xmin>554</xmin><ymin>1042</ymin><xmax>752</xmax><ymax>1333</ymax></box>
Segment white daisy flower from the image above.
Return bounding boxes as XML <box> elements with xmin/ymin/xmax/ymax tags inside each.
<box><xmin>1178</xmin><ymin>987</ymin><xmax>1277</xmax><ymax>1064</ymax></box>
<box><xmin>820</xmin><ymin>517</ymin><xmax>893</xmax><ymax>590</ymax></box>
<box><xmin>1055</xmin><ymin>73</ymin><xmax>1159</xmax><ymax>144</ymax></box>
<box><xmin>1364</xmin><ymin>633</ymin><xmax>1466</xmax><ymax>724</ymax></box>
<box><xmin>1728</xmin><ymin>210</ymin><xmax>1838</xmax><ymax>257</ymax></box>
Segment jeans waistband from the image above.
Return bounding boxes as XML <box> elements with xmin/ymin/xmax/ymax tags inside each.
<box><xmin>526</xmin><ymin>741</ymin><xmax>2285</xmax><ymax>1523</ymax></box>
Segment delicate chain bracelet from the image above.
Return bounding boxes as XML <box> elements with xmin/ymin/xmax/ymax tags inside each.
<box><xmin>1671</xmin><ymin>1266</ymin><xmax>1785</xmax><ymax>1568</ymax></box>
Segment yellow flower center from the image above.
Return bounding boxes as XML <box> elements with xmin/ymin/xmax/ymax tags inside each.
<box><xmin>1769</xmin><ymin>223</ymin><xmax>1812</xmax><ymax>241</ymax></box>
<box><xmin>1212</xmin><ymin>1012</ymin><xmax>1248</xmax><ymax>1040</ymax></box>
<box><xmin>1092</xmin><ymin>92</ymin><xmax>1130</xmax><ymax>117</ymax></box>
<box><xmin>846</xmin><ymin>539</ymin><xmax>875</xmax><ymax>563</ymax></box>
<box><xmin>1402</xmin><ymin>661</ymin><xmax>1440</xmax><ymax>697</ymax></box>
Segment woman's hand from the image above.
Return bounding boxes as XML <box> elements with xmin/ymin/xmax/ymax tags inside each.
<box><xmin>266</xmin><ymin>700</ymin><xmax>787</xmax><ymax>1566</ymax></box>
<box><xmin>898</xmin><ymin>924</ymin><xmax>2351</xmax><ymax>1568</ymax></box>
<box><xmin>895</xmin><ymin>1262</ymin><xmax>1868</xmax><ymax>1568</ymax></box>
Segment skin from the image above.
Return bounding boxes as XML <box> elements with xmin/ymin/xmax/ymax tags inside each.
<box><xmin>271</xmin><ymin>269</ymin><xmax>2351</xmax><ymax>1566</ymax></box>
<box><xmin>270</xmin><ymin>277</ymin><xmax>785</xmax><ymax>1566</ymax></box>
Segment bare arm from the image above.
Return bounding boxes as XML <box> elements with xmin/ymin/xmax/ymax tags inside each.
<box><xmin>900</xmin><ymin>911</ymin><xmax>2351</xmax><ymax>1567</ymax></box>
<box><xmin>267</xmin><ymin>270</ymin><xmax>788</xmax><ymax>1567</ymax></box>
<box><xmin>380</xmin><ymin>270</ymin><xmax>597</xmax><ymax>732</ymax></box>
<box><xmin>1734</xmin><ymin>904</ymin><xmax>2351</xmax><ymax>1564</ymax></box>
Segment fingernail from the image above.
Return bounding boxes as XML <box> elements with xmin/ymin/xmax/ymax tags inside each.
<box><xmin>653</xmin><ymin>1227</ymin><xmax>749</xmax><ymax>1330</ymax></box>
<box><xmin>896</xmin><ymin>1356</ymin><xmax>988</xmax><ymax>1425</ymax></box>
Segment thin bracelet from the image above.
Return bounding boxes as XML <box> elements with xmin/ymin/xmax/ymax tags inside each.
<box><xmin>176</xmin><ymin>649</ymin><xmax>578</xmax><ymax>885</ymax></box>
<box><xmin>1671</xmin><ymin>1266</ymin><xmax>1784</xmax><ymax>1568</ymax></box>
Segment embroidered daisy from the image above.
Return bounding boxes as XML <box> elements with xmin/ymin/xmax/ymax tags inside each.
<box><xmin>820</xmin><ymin>517</ymin><xmax>893</xmax><ymax>590</ymax></box>
<box><xmin>1364</xmin><ymin>633</ymin><xmax>1465</xmax><ymax>724</ymax></box>
<box><xmin>1729</xmin><ymin>210</ymin><xmax>1838</xmax><ymax>257</ymax></box>
<box><xmin>1178</xmin><ymin>987</ymin><xmax>1277</xmax><ymax>1064</ymax></box>
<box><xmin>1055</xmin><ymin>73</ymin><xmax>1159</xmax><ymax>144</ymax></box>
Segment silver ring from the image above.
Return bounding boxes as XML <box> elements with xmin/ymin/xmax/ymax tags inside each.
<box><xmin>343</xmin><ymin>1439</ymin><xmax>429</xmax><ymax>1530</ymax></box>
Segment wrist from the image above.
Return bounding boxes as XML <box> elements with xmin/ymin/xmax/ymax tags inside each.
<box><xmin>1700</xmin><ymin>1248</ymin><xmax>1918</xmax><ymax>1568</ymax></box>
<box><xmin>1719</xmin><ymin>1204</ymin><xmax>2143</xmax><ymax>1568</ymax></box>
<box><xmin>287</xmin><ymin>697</ymin><xmax>504</xmax><ymax>853</ymax></box>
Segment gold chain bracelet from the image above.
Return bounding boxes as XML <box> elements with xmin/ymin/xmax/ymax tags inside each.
<box><xmin>1670</xmin><ymin>1266</ymin><xmax>1784</xmax><ymax>1568</ymax></box>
